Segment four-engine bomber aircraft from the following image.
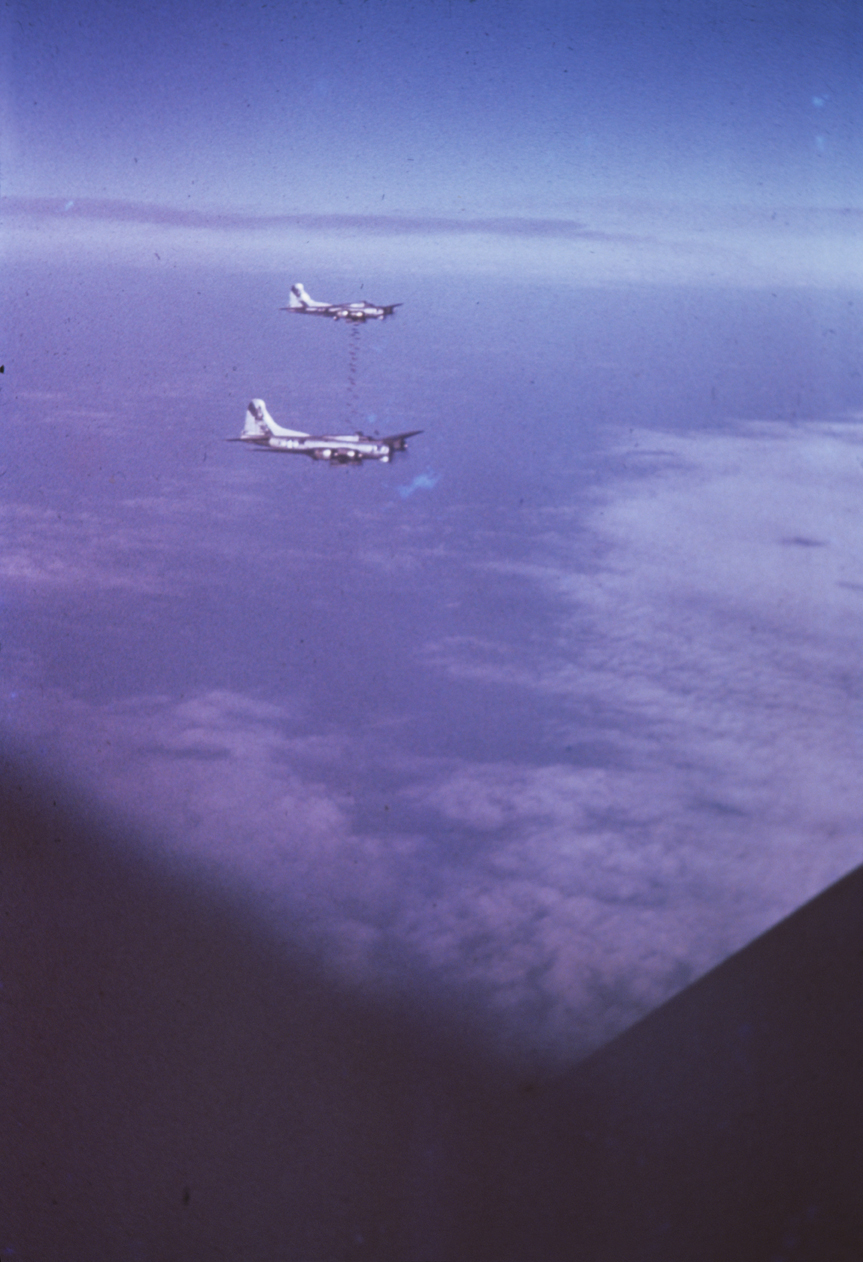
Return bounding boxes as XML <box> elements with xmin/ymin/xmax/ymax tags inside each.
<box><xmin>229</xmin><ymin>399</ymin><xmax>421</xmax><ymax>465</ymax></box>
<box><xmin>282</xmin><ymin>281</ymin><xmax>402</xmax><ymax>323</ymax></box>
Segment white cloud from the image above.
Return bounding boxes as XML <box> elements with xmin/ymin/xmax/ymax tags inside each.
<box><xmin>405</xmin><ymin>420</ymin><xmax>863</xmax><ymax>1047</ymax></box>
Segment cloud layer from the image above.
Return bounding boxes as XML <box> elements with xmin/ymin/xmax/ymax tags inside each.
<box><xmin>6</xmin><ymin>416</ymin><xmax>863</xmax><ymax>1067</ymax></box>
<box><xmin>4</xmin><ymin>196</ymin><xmax>860</xmax><ymax>287</ymax></box>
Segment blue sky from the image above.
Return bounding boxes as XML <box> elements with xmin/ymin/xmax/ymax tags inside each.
<box><xmin>4</xmin><ymin>0</ymin><xmax>861</xmax><ymax>216</ymax></box>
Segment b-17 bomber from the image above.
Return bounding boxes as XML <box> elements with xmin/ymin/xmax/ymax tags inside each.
<box><xmin>282</xmin><ymin>281</ymin><xmax>402</xmax><ymax>323</ymax></box>
<box><xmin>229</xmin><ymin>399</ymin><xmax>421</xmax><ymax>465</ymax></box>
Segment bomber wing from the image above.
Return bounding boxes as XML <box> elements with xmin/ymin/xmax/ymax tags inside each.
<box><xmin>380</xmin><ymin>429</ymin><xmax>423</xmax><ymax>451</ymax></box>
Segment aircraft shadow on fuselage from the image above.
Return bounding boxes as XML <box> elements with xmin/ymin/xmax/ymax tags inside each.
<box><xmin>4</xmin><ymin>750</ymin><xmax>863</xmax><ymax>1261</ymax></box>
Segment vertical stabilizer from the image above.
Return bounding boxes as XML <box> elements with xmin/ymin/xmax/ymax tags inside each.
<box><xmin>240</xmin><ymin>399</ymin><xmax>308</xmax><ymax>440</ymax></box>
<box><xmin>289</xmin><ymin>282</ymin><xmax>330</xmax><ymax>309</ymax></box>
<box><xmin>241</xmin><ymin>399</ymin><xmax>273</xmax><ymax>438</ymax></box>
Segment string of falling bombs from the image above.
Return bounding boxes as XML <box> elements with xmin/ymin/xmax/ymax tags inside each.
<box><xmin>346</xmin><ymin>322</ymin><xmax>360</xmax><ymax>428</ymax></box>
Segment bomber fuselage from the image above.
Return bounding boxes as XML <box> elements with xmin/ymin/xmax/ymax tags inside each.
<box><xmin>241</xmin><ymin>432</ymin><xmax>397</xmax><ymax>463</ymax></box>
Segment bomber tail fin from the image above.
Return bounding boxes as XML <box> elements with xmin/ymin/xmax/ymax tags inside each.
<box><xmin>239</xmin><ymin>399</ymin><xmax>274</xmax><ymax>439</ymax></box>
<box><xmin>235</xmin><ymin>399</ymin><xmax>308</xmax><ymax>442</ymax></box>
<box><xmin>287</xmin><ymin>281</ymin><xmax>329</xmax><ymax>310</ymax></box>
